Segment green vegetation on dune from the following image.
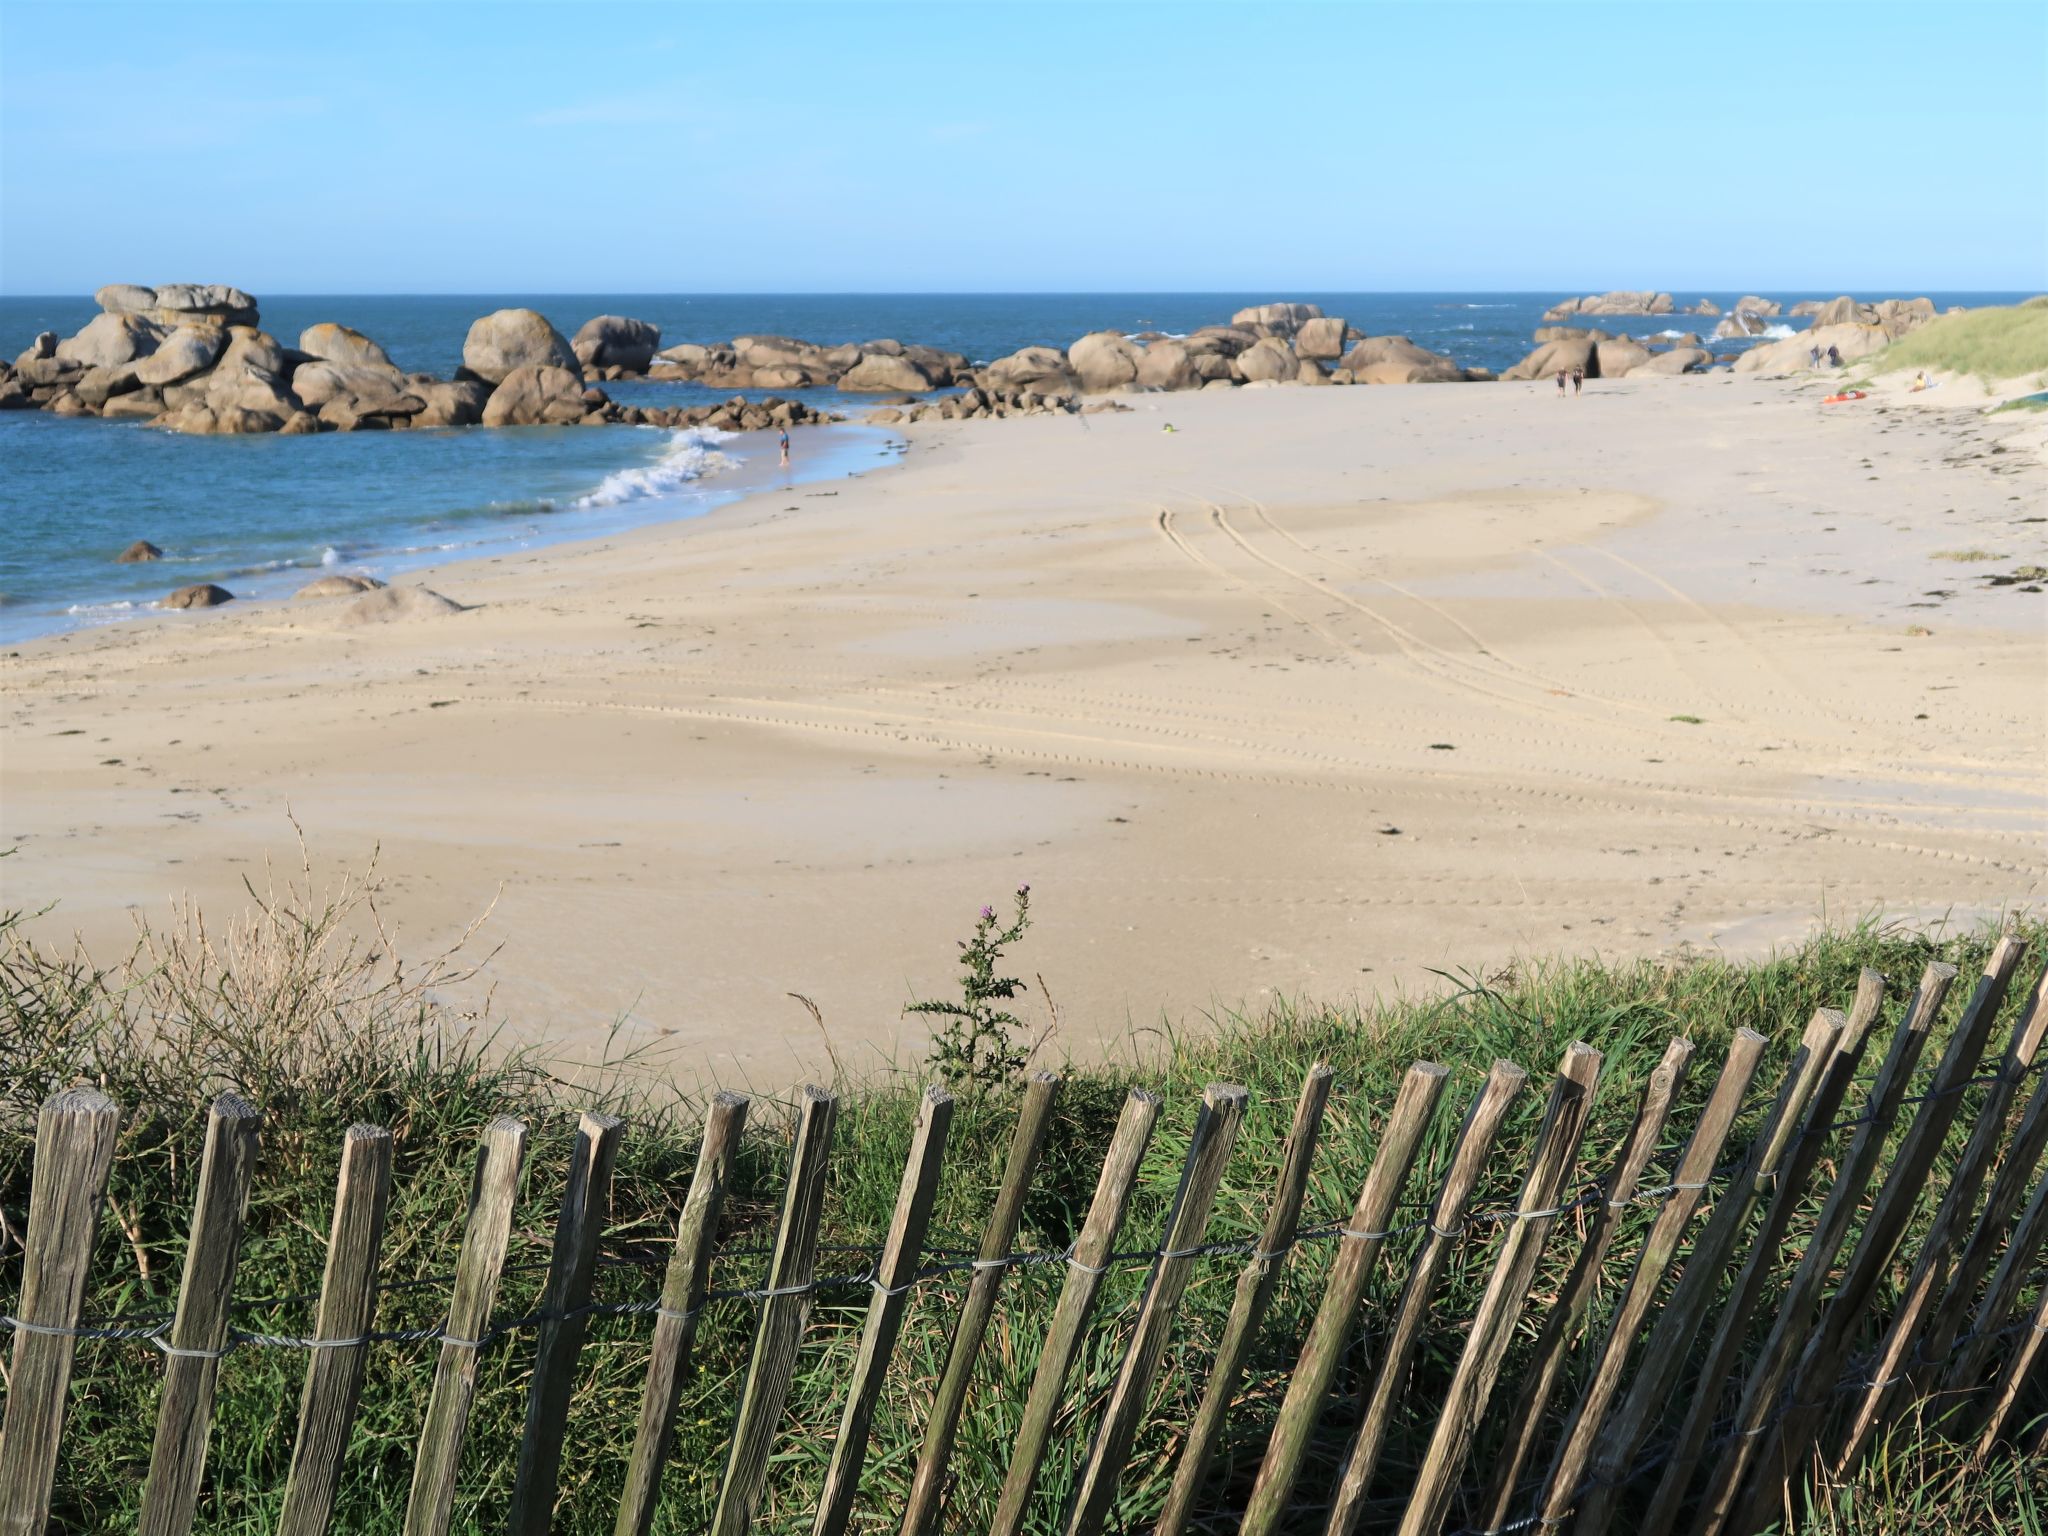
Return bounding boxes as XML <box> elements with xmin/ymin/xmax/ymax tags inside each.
<box><xmin>1870</xmin><ymin>300</ymin><xmax>2048</xmax><ymax>384</ymax></box>
<box><xmin>3</xmin><ymin>873</ymin><xmax>2043</xmax><ymax>1534</ymax></box>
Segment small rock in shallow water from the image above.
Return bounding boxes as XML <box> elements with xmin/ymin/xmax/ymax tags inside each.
<box><xmin>163</xmin><ymin>583</ymin><xmax>234</xmax><ymax>609</ymax></box>
<box><xmin>117</xmin><ymin>540</ymin><xmax>163</xmax><ymax>563</ymax></box>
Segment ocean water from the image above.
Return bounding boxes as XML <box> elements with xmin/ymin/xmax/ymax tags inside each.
<box><xmin>1</xmin><ymin>291</ymin><xmax>2024</xmax><ymax>643</ymax></box>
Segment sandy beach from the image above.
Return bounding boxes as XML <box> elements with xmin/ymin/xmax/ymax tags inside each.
<box><xmin>4</xmin><ymin>372</ymin><xmax>2042</xmax><ymax>1085</ymax></box>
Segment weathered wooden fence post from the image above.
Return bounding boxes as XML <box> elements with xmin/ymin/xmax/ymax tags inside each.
<box><xmin>138</xmin><ymin>1093</ymin><xmax>264</xmax><ymax>1536</ymax></box>
<box><xmin>508</xmin><ymin>1110</ymin><xmax>626</xmax><ymax>1536</ymax></box>
<box><xmin>986</xmin><ymin>1087</ymin><xmax>1163</xmax><ymax>1536</ymax></box>
<box><xmin>1473</xmin><ymin>1036</ymin><xmax>1692</xmax><ymax>1532</ymax></box>
<box><xmin>1064</xmin><ymin>1082</ymin><xmax>1249</xmax><ymax>1536</ymax></box>
<box><xmin>405</xmin><ymin>1115</ymin><xmax>531</xmax><ymax>1536</ymax></box>
<box><xmin>1323</xmin><ymin>1060</ymin><xmax>1527</xmax><ymax>1536</ymax></box>
<box><xmin>900</xmin><ymin>1070</ymin><xmax>1062</xmax><ymax>1536</ymax></box>
<box><xmin>0</xmin><ymin>1087</ymin><xmax>122</xmax><ymax>1536</ymax></box>
<box><xmin>615</xmin><ymin>1091</ymin><xmax>750</xmax><ymax>1536</ymax></box>
<box><xmin>1532</xmin><ymin>1028</ymin><xmax>1767</xmax><ymax>1527</ymax></box>
<box><xmin>277</xmin><ymin>1123</ymin><xmax>396</xmax><ymax>1536</ymax></box>
<box><xmin>1394</xmin><ymin>1042</ymin><xmax>1602</xmax><ymax>1536</ymax></box>
<box><xmin>710</xmin><ymin>1084</ymin><xmax>838</xmax><ymax>1536</ymax></box>
<box><xmin>1155</xmin><ymin>1064</ymin><xmax>1334</xmax><ymax>1536</ymax></box>
<box><xmin>813</xmin><ymin>1085</ymin><xmax>955</xmax><ymax>1536</ymax></box>
<box><xmin>1238</xmin><ymin>1061</ymin><xmax>1450</xmax><ymax>1536</ymax></box>
<box><xmin>1568</xmin><ymin>1006</ymin><xmax>1844</xmax><ymax>1536</ymax></box>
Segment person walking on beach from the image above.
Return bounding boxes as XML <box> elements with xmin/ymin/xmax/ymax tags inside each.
<box><xmin>778</xmin><ymin>426</ymin><xmax>790</xmax><ymax>469</ymax></box>
<box><xmin>1571</xmin><ymin>365</ymin><xmax>1584</xmax><ymax>396</ymax></box>
<box><xmin>1556</xmin><ymin>368</ymin><xmax>1567</xmax><ymax>398</ymax></box>
<box><xmin>1827</xmin><ymin>344</ymin><xmax>1842</xmax><ymax>368</ymax></box>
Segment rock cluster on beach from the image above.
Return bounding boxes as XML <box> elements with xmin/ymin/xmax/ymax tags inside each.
<box><xmin>1505</xmin><ymin>293</ymin><xmax>1948</xmax><ymax>380</ymax></box>
<box><xmin>0</xmin><ymin>286</ymin><xmax>838</xmax><ymax>437</ymax></box>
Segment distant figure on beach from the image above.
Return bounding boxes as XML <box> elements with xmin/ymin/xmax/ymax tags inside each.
<box><xmin>1810</xmin><ymin>344</ymin><xmax>1822</xmax><ymax>368</ymax></box>
<box><xmin>778</xmin><ymin>426</ymin><xmax>790</xmax><ymax>468</ymax></box>
<box><xmin>1571</xmin><ymin>366</ymin><xmax>1584</xmax><ymax>396</ymax></box>
<box><xmin>1556</xmin><ymin>368</ymin><xmax>1567</xmax><ymax>397</ymax></box>
<box><xmin>1827</xmin><ymin>344</ymin><xmax>1842</xmax><ymax>368</ymax></box>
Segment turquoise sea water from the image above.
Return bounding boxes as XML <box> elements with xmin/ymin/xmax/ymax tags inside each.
<box><xmin>1</xmin><ymin>291</ymin><xmax>2024</xmax><ymax>642</ymax></box>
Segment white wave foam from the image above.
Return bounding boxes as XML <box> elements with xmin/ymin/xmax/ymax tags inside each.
<box><xmin>66</xmin><ymin>600</ymin><xmax>136</xmax><ymax>623</ymax></box>
<box><xmin>573</xmin><ymin>427</ymin><xmax>735</xmax><ymax>509</ymax></box>
<box><xmin>1759</xmin><ymin>323</ymin><xmax>1796</xmax><ymax>340</ymax></box>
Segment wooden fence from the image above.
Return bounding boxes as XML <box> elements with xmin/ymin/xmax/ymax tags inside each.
<box><xmin>3</xmin><ymin>940</ymin><xmax>2045</xmax><ymax>1535</ymax></box>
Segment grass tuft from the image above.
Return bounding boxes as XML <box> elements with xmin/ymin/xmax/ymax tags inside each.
<box><xmin>1869</xmin><ymin>302</ymin><xmax>2048</xmax><ymax>383</ymax></box>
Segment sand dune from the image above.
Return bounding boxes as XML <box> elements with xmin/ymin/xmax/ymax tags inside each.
<box><xmin>3</xmin><ymin>374</ymin><xmax>2041</xmax><ymax>1085</ymax></box>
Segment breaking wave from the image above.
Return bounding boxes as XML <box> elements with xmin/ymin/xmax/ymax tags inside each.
<box><xmin>573</xmin><ymin>427</ymin><xmax>735</xmax><ymax>509</ymax></box>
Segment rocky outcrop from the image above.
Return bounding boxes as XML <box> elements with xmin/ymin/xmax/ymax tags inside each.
<box><xmin>572</xmin><ymin>315</ymin><xmax>661</xmax><ymax>373</ymax></box>
<box><xmin>1543</xmin><ymin>291</ymin><xmax>1675</xmax><ymax>320</ymax></box>
<box><xmin>1806</xmin><ymin>296</ymin><xmax>1938</xmax><ymax>336</ymax></box>
<box><xmin>1502</xmin><ymin>338</ymin><xmax>1601</xmax><ymax>380</ymax></box>
<box><xmin>1712</xmin><ymin>313</ymin><xmax>1772</xmax><ymax>339</ymax></box>
<box><xmin>135</xmin><ymin>325</ymin><xmax>226</xmax><ymax>386</ymax></box>
<box><xmin>1293</xmin><ymin>317</ymin><xmax>1349</xmax><ymax>359</ymax></box>
<box><xmin>1688</xmin><ymin>299</ymin><xmax>1722</xmax><ymax>316</ymax></box>
<box><xmin>461</xmin><ymin>308</ymin><xmax>577</xmax><ymax>383</ymax></box>
<box><xmin>1136</xmin><ymin>339</ymin><xmax>1200</xmax><ymax>391</ymax></box>
<box><xmin>1595</xmin><ymin>338</ymin><xmax>1652</xmax><ymax>376</ymax></box>
<box><xmin>1632</xmin><ymin>347</ymin><xmax>1713</xmax><ymax>375</ymax></box>
<box><xmin>299</xmin><ymin>323</ymin><xmax>395</xmax><ymax>369</ymax></box>
<box><xmin>163</xmin><ymin>583</ymin><xmax>235</xmax><ymax>609</ymax></box>
<box><xmin>481</xmin><ymin>364</ymin><xmax>587</xmax><ymax>426</ymax></box>
<box><xmin>837</xmin><ymin>352</ymin><xmax>939</xmax><ymax>392</ymax></box>
<box><xmin>1231</xmin><ymin>302</ymin><xmax>1323</xmax><ymax>334</ymax></box>
<box><xmin>1730</xmin><ymin>296</ymin><xmax>1782</xmax><ymax>317</ymax></box>
<box><xmin>117</xmin><ymin>540</ymin><xmax>163</xmax><ymax>563</ymax></box>
<box><xmin>1734</xmin><ymin>322</ymin><xmax>1890</xmax><ymax>375</ymax></box>
<box><xmin>1234</xmin><ymin>336</ymin><xmax>1298</xmax><ymax>382</ymax></box>
<box><xmin>1068</xmin><ymin>331</ymin><xmax>1141</xmax><ymax>392</ymax></box>
<box><xmin>1339</xmin><ymin>335</ymin><xmax>1466</xmax><ymax>384</ymax></box>
<box><xmin>57</xmin><ymin>312</ymin><xmax>166</xmax><ymax>368</ymax></box>
<box><xmin>980</xmin><ymin>346</ymin><xmax>1074</xmax><ymax>392</ymax></box>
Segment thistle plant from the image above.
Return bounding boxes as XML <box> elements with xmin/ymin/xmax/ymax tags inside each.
<box><xmin>909</xmin><ymin>885</ymin><xmax>1032</xmax><ymax>1091</ymax></box>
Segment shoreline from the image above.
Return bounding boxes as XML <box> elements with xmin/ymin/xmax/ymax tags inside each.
<box><xmin>0</xmin><ymin>419</ymin><xmax>902</xmax><ymax>645</ymax></box>
<box><xmin>3</xmin><ymin>372</ymin><xmax>2041</xmax><ymax>1083</ymax></box>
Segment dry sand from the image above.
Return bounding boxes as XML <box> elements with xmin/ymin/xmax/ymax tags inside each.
<box><xmin>3</xmin><ymin>372</ymin><xmax>2043</xmax><ymax>1086</ymax></box>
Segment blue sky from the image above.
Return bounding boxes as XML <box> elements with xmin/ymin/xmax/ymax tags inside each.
<box><xmin>2</xmin><ymin>0</ymin><xmax>2042</xmax><ymax>294</ymax></box>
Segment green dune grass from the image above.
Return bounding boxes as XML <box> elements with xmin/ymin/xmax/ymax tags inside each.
<box><xmin>1870</xmin><ymin>299</ymin><xmax>2048</xmax><ymax>384</ymax></box>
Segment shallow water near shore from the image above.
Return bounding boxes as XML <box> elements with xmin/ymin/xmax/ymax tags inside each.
<box><xmin>2</xmin><ymin>290</ymin><xmax>2025</xmax><ymax>642</ymax></box>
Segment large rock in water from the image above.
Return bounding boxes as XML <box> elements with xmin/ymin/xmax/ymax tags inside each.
<box><xmin>980</xmin><ymin>346</ymin><xmax>1073</xmax><ymax>391</ymax></box>
<box><xmin>462</xmin><ymin>308</ymin><xmax>576</xmax><ymax>384</ymax></box>
<box><xmin>1294</xmin><ymin>316</ymin><xmax>1348</xmax><ymax>359</ymax></box>
<box><xmin>1068</xmin><ymin>330</ymin><xmax>1139</xmax><ymax>391</ymax></box>
<box><xmin>117</xmin><ymin>540</ymin><xmax>163</xmax><ymax>563</ymax></box>
<box><xmin>411</xmin><ymin>379</ymin><xmax>489</xmax><ymax>427</ymax></box>
<box><xmin>1542</xmin><ymin>291</ymin><xmax>1675</xmax><ymax>320</ymax></box>
<box><xmin>481</xmin><ymin>364</ymin><xmax>588</xmax><ymax>425</ymax></box>
<box><xmin>1231</xmin><ymin>302</ymin><xmax>1322</xmax><ymax>334</ymax></box>
<box><xmin>837</xmin><ymin>352</ymin><xmax>936</xmax><ymax>392</ymax></box>
<box><xmin>1730</xmin><ymin>296</ymin><xmax>1781</xmax><ymax>318</ymax></box>
<box><xmin>57</xmin><ymin>312</ymin><xmax>166</xmax><ymax>367</ymax></box>
<box><xmin>298</xmin><ymin>322</ymin><xmax>395</xmax><ymax>368</ymax></box>
<box><xmin>95</xmin><ymin>283</ymin><xmax>158</xmax><ymax>314</ymax></box>
<box><xmin>1337</xmin><ymin>335</ymin><xmax>1464</xmax><ymax>383</ymax></box>
<box><xmin>150</xmin><ymin>284</ymin><xmax>259</xmax><ymax>327</ymax></box>
<box><xmin>134</xmin><ymin>324</ymin><xmax>226</xmax><ymax>385</ymax></box>
<box><xmin>162</xmin><ymin>583</ymin><xmax>235</xmax><ymax>609</ymax></box>
<box><xmin>571</xmin><ymin>315</ymin><xmax>661</xmax><ymax>372</ymax></box>
<box><xmin>292</xmin><ymin>359</ymin><xmax>410</xmax><ymax>408</ymax></box>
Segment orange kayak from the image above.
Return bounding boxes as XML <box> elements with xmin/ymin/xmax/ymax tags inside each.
<box><xmin>1823</xmin><ymin>390</ymin><xmax>1867</xmax><ymax>403</ymax></box>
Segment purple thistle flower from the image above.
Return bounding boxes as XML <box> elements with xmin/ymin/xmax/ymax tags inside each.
<box><xmin>980</xmin><ymin>905</ymin><xmax>996</xmax><ymax>920</ymax></box>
